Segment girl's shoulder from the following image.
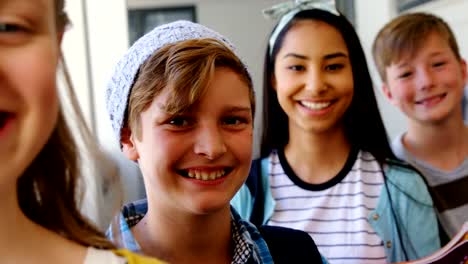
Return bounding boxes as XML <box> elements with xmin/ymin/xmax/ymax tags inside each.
<box><xmin>84</xmin><ymin>248</ymin><xmax>166</xmax><ymax>264</ymax></box>
<box><xmin>114</xmin><ymin>249</ymin><xmax>166</xmax><ymax>264</ymax></box>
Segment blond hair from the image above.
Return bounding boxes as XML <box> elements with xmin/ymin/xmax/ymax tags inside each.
<box><xmin>125</xmin><ymin>38</ymin><xmax>255</xmax><ymax>139</ymax></box>
<box><xmin>372</xmin><ymin>12</ymin><xmax>461</xmax><ymax>82</ymax></box>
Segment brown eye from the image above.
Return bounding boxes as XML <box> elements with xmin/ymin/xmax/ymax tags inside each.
<box><xmin>325</xmin><ymin>64</ymin><xmax>344</xmax><ymax>71</ymax></box>
<box><xmin>288</xmin><ymin>65</ymin><xmax>305</xmax><ymax>71</ymax></box>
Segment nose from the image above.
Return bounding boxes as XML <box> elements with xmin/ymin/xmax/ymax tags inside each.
<box><xmin>417</xmin><ymin>67</ymin><xmax>435</xmax><ymax>91</ymax></box>
<box><xmin>193</xmin><ymin>123</ymin><xmax>227</xmax><ymax>160</ymax></box>
<box><xmin>305</xmin><ymin>68</ymin><xmax>328</xmax><ymax>95</ymax></box>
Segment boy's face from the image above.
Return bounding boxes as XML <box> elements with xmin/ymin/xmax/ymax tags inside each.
<box><xmin>122</xmin><ymin>67</ymin><xmax>253</xmax><ymax>216</ymax></box>
<box><xmin>383</xmin><ymin>31</ymin><xmax>467</xmax><ymax>125</ymax></box>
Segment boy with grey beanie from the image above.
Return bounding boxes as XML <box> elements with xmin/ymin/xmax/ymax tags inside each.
<box><xmin>105</xmin><ymin>20</ymin><xmax>323</xmax><ymax>264</ymax></box>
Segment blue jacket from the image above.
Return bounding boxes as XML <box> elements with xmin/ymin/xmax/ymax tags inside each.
<box><xmin>231</xmin><ymin>157</ymin><xmax>441</xmax><ymax>263</ymax></box>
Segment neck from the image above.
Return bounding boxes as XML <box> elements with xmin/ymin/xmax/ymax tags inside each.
<box><xmin>135</xmin><ymin>198</ymin><xmax>232</xmax><ymax>264</ymax></box>
<box><xmin>0</xmin><ymin>183</ymin><xmax>85</xmax><ymax>264</ymax></box>
<box><xmin>286</xmin><ymin>123</ymin><xmax>351</xmax><ymax>184</ymax></box>
<box><xmin>405</xmin><ymin>115</ymin><xmax>468</xmax><ymax>170</ymax></box>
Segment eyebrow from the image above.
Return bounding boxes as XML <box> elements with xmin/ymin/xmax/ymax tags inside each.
<box><xmin>282</xmin><ymin>52</ymin><xmax>348</xmax><ymax>60</ymax></box>
<box><xmin>396</xmin><ymin>51</ymin><xmax>446</xmax><ymax>68</ymax></box>
<box><xmin>156</xmin><ymin>104</ymin><xmax>251</xmax><ymax>114</ymax></box>
<box><xmin>0</xmin><ymin>0</ymin><xmax>46</xmax><ymax>21</ymax></box>
<box><xmin>224</xmin><ymin>106</ymin><xmax>252</xmax><ymax>113</ymax></box>
<box><xmin>0</xmin><ymin>0</ymin><xmax>46</xmax><ymax>11</ymax></box>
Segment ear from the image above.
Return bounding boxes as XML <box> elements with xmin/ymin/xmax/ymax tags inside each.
<box><xmin>382</xmin><ymin>83</ymin><xmax>398</xmax><ymax>106</ymax></box>
<box><xmin>120</xmin><ymin>127</ymin><xmax>139</xmax><ymax>161</ymax></box>
<box><xmin>460</xmin><ymin>59</ymin><xmax>467</xmax><ymax>85</ymax></box>
<box><xmin>57</xmin><ymin>29</ymin><xmax>64</xmax><ymax>45</ymax></box>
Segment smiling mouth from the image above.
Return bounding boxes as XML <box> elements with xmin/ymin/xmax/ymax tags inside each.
<box><xmin>178</xmin><ymin>168</ymin><xmax>233</xmax><ymax>181</ymax></box>
<box><xmin>415</xmin><ymin>93</ymin><xmax>446</xmax><ymax>105</ymax></box>
<box><xmin>0</xmin><ymin>112</ymin><xmax>13</xmax><ymax>130</ymax></box>
<box><xmin>299</xmin><ymin>100</ymin><xmax>334</xmax><ymax>110</ymax></box>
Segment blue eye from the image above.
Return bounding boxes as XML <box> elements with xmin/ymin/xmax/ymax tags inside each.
<box><xmin>0</xmin><ymin>23</ymin><xmax>23</xmax><ymax>33</ymax></box>
<box><xmin>168</xmin><ymin>116</ymin><xmax>191</xmax><ymax>127</ymax></box>
<box><xmin>223</xmin><ymin>117</ymin><xmax>243</xmax><ymax>125</ymax></box>
<box><xmin>222</xmin><ymin>116</ymin><xmax>251</xmax><ymax>131</ymax></box>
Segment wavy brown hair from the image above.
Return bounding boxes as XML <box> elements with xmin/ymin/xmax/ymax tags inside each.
<box><xmin>16</xmin><ymin>0</ymin><xmax>115</xmax><ymax>249</ymax></box>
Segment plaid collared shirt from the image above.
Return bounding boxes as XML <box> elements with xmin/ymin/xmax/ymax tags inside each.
<box><xmin>106</xmin><ymin>199</ymin><xmax>273</xmax><ymax>264</ymax></box>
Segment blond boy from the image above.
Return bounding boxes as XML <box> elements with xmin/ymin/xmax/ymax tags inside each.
<box><xmin>373</xmin><ymin>13</ymin><xmax>468</xmax><ymax>239</ymax></box>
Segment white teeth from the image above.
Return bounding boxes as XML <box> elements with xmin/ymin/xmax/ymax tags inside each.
<box><xmin>301</xmin><ymin>101</ymin><xmax>331</xmax><ymax>110</ymax></box>
<box><xmin>186</xmin><ymin>169</ymin><xmax>226</xmax><ymax>181</ymax></box>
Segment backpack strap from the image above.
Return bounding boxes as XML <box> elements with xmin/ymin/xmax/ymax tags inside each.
<box><xmin>245</xmin><ymin>159</ymin><xmax>265</xmax><ymax>226</ymax></box>
<box><xmin>258</xmin><ymin>225</ymin><xmax>323</xmax><ymax>264</ymax></box>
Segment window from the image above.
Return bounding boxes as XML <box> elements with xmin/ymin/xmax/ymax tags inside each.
<box><xmin>336</xmin><ymin>0</ymin><xmax>355</xmax><ymax>26</ymax></box>
<box><xmin>397</xmin><ymin>0</ymin><xmax>434</xmax><ymax>12</ymax></box>
<box><xmin>128</xmin><ymin>6</ymin><xmax>196</xmax><ymax>45</ymax></box>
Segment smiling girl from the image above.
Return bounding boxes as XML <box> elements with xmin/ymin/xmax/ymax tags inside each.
<box><xmin>232</xmin><ymin>1</ymin><xmax>441</xmax><ymax>263</ymax></box>
<box><xmin>0</xmin><ymin>0</ymin><xmax>164</xmax><ymax>263</ymax></box>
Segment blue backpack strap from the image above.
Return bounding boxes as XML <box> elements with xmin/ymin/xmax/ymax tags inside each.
<box><xmin>259</xmin><ymin>225</ymin><xmax>324</xmax><ymax>263</ymax></box>
<box><xmin>245</xmin><ymin>159</ymin><xmax>265</xmax><ymax>226</ymax></box>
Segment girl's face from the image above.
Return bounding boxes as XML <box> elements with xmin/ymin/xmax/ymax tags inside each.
<box><xmin>273</xmin><ymin>19</ymin><xmax>354</xmax><ymax>135</ymax></box>
<box><xmin>0</xmin><ymin>0</ymin><xmax>61</xmax><ymax>183</ymax></box>
<box><xmin>122</xmin><ymin>67</ymin><xmax>253</xmax><ymax>216</ymax></box>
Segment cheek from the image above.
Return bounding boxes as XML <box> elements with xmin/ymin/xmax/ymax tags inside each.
<box><xmin>388</xmin><ymin>81</ymin><xmax>413</xmax><ymax>101</ymax></box>
<box><xmin>138</xmin><ymin>129</ymin><xmax>183</xmax><ymax>165</ymax></box>
<box><xmin>227</xmin><ymin>129</ymin><xmax>253</xmax><ymax>162</ymax></box>
<box><xmin>11</xmin><ymin>45</ymin><xmax>60</xmax><ymax>111</ymax></box>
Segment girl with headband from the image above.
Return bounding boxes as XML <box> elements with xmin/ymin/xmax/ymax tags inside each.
<box><xmin>232</xmin><ymin>0</ymin><xmax>441</xmax><ymax>262</ymax></box>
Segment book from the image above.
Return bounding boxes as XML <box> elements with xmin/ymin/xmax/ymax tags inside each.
<box><xmin>397</xmin><ymin>222</ymin><xmax>468</xmax><ymax>264</ymax></box>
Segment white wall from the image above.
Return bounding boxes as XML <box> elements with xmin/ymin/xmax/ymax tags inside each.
<box><xmin>128</xmin><ymin>0</ymin><xmax>284</xmax><ymax>158</ymax></box>
<box><xmin>63</xmin><ymin>0</ymin><xmax>468</xmax><ymax>227</ymax></box>
<box><xmin>62</xmin><ymin>0</ymin><xmax>92</xmax><ymax>125</ymax></box>
<box><xmin>64</xmin><ymin>0</ymin><xmax>288</xmax><ymax>226</ymax></box>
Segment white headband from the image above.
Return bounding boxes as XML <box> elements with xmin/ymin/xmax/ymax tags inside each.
<box><xmin>263</xmin><ymin>0</ymin><xmax>339</xmax><ymax>56</ymax></box>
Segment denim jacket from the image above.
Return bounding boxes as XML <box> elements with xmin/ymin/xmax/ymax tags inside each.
<box><xmin>231</xmin><ymin>157</ymin><xmax>441</xmax><ymax>263</ymax></box>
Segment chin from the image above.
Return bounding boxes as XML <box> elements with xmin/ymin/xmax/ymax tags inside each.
<box><xmin>190</xmin><ymin>199</ymin><xmax>231</xmax><ymax>215</ymax></box>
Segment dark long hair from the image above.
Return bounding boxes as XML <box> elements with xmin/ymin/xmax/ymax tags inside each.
<box><xmin>261</xmin><ymin>9</ymin><xmax>395</xmax><ymax>163</ymax></box>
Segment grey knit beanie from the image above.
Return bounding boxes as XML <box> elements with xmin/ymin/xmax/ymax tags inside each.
<box><xmin>106</xmin><ymin>20</ymin><xmax>246</xmax><ymax>141</ymax></box>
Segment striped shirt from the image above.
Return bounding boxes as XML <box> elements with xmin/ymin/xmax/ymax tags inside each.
<box><xmin>267</xmin><ymin>149</ymin><xmax>386</xmax><ymax>264</ymax></box>
<box><xmin>392</xmin><ymin>133</ymin><xmax>468</xmax><ymax>237</ymax></box>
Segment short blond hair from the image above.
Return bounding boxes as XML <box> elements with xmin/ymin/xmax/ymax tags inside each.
<box><xmin>372</xmin><ymin>12</ymin><xmax>461</xmax><ymax>82</ymax></box>
<box><xmin>125</xmin><ymin>38</ymin><xmax>255</xmax><ymax>139</ymax></box>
